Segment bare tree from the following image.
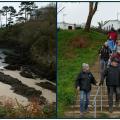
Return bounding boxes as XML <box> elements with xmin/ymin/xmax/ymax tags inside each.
<box><xmin>84</xmin><ymin>2</ymin><xmax>98</xmax><ymax>32</ymax></box>
<box><xmin>98</xmin><ymin>21</ymin><xmax>104</xmax><ymax>29</ymax></box>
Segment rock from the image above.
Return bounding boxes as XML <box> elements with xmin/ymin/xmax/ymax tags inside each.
<box><xmin>0</xmin><ymin>72</ymin><xmax>46</xmax><ymax>104</ymax></box>
<box><xmin>4</xmin><ymin>64</ymin><xmax>20</xmax><ymax>70</ymax></box>
<box><xmin>36</xmin><ymin>82</ymin><xmax>56</xmax><ymax>93</ymax></box>
<box><xmin>20</xmin><ymin>71</ymin><xmax>33</xmax><ymax>78</ymax></box>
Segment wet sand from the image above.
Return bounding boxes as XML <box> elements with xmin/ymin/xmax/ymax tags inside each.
<box><xmin>2</xmin><ymin>70</ymin><xmax>56</xmax><ymax>103</ymax></box>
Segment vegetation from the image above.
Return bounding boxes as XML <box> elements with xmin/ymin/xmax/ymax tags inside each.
<box><xmin>58</xmin><ymin>29</ymin><xmax>107</xmax><ymax>117</ymax></box>
<box><xmin>0</xmin><ymin>3</ymin><xmax>56</xmax><ymax>81</ymax></box>
<box><xmin>0</xmin><ymin>97</ymin><xmax>56</xmax><ymax>118</ymax></box>
<box><xmin>0</xmin><ymin>3</ymin><xmax>56</xmax><ymax>118</ymax></box>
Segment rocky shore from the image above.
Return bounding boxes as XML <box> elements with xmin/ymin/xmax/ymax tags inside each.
<box><xmin>0</xmin><ymin>72</ymin><xmax>46</xmax><ymax>105</ymax></box>
<box><xmin>36</xmin><ymin>82</ymin><xmax>56</xmax><ymax>93</ymax></box>
<box><xmin>3</xmin><ymin>48</ymin><xmax>56</xmax><ymax>82</ymax></box>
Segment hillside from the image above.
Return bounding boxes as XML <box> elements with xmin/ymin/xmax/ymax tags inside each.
<box><xmin>0</xmin><ymin>6</ymin><xmax>56</xmax><ymax>82</ymax></box>
<box><xmin>58</xmin><ymin>29</ymin><xmax>107</xmax><ymax>117</ymax></box>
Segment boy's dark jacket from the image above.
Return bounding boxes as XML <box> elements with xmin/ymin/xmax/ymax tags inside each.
<box><xmin>100</xmin><ymin>65</ymin><xmax>120</xmax><ymax>86</ymax></box>
<box><xmin>76</xmin><ymin>71</ymin><xmax>96</xmax><ymax>92</ymax></box>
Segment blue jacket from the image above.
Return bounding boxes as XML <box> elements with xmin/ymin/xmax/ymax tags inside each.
<box><xmin>107</xmin><ymin>39</ymin><xmax>116</xmax><ymax>51</ymax></box>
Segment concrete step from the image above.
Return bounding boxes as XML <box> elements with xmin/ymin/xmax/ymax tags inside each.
<box><xmin>76</xmin><ymin>100</ymin><xmax>108</xmax><ymax>105</ymax></box>
<box><xmin>77</xmin><ymin>95</ymin><xmax>108</xmax><ymax>100</ymax></box>
<box><xmin>91</xmin><ymin>90</ymin><xmax>107</xmax><ymax>95</ymax></box>
<box><xmin>69</xmin><ymin>105</ymin><xmax>120</xmax><ymax>111</ymax></box>
<box><xmin>64</xmin><ymin>111</ymin><xmax>120</xmax><ymax>118</ymax></box>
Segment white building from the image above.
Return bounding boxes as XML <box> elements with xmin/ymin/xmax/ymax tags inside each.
<box><xmin>57</xmin><ymin>22</ymin><xmax>76</xmax><ymax>30</ymax></box>
<box><xmin>102</xmin><ymin>20</ymin><xmax>120</xmax><ymax>31</ymax></box>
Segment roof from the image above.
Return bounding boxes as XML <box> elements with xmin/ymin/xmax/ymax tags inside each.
<box><xmin>58</xmin><ymin>21</ymin><xmax>76</xmax><ymax>25</ymax></box>
<box><xmin>102</xmin><ymin>19</ymin><xmax>120</xmax><ymax>27</ymax></box>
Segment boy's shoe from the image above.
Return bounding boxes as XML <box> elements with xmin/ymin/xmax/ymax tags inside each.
<box><xmin>109</xmin><ymin>106</ymin><xmax>113</xmax><ymax>113</ymax></box>
<box><xmin>84</xmin><ymin>109</ymin><xmax>89</xmax><ymax>114</ymax></box>
<box><xmin>80</xmin><ymin>112</ymin><xmax>84</xmax><ymax>118</ymax></box>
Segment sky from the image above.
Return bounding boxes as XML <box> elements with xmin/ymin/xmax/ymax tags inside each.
<box><xmin>57</xmin><ymin>2</ymin><xmax>120</xmax><ymax>27</ymax></box>
<box><xmin>0</xmin><ymin>2</ymin><xmax>51</xmax><ymax>25</ymax></box>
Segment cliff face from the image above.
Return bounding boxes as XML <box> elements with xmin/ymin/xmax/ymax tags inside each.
<box><xmin>0</xmin><ymin>6</ymin><xmax>56</xmax><ymax>82</ymax></box>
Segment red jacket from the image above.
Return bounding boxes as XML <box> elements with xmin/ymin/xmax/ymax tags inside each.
<box><xmin>108</xmin><ymin>31</ymin><xmax>117</xmax><ymax>41</ymax></box>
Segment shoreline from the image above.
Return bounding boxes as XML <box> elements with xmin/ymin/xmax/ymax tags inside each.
<box><xmin>0</xmin><ymin>69</ymin><xmax>56</xmax><ymax>105</ymax></box>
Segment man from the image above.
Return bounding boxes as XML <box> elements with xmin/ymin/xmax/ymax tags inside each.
<box><xmin>99</xmin><ymin>42</ymin><xmax>112</xmax><ymax>81</ymax></box>
<box><xmin>108</xmin><ymin>48</ymin><xmax>120</xmax><ymax>66</ymax></box>
<box><xmin>99</xmin><ymin>58</ymin><xmax>120</xmax><ymax>113</ymax></box>
<box><xmin>76</xmin><ymin>63</ymin><xmax>97</xmax><ymax>116</ymax></box>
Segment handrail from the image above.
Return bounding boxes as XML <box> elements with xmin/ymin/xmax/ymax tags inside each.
<box><xmin>73</xmin><ymin>89</ymin><xmax>79</xmax><ymax>118</ymax></box>
<box><xmin>92</xmin><ymin>86</ymin><xmax>102</xmax><ymax>118</ymax></box>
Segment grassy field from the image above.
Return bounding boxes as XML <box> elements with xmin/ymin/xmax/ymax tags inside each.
<box><xmin>57</xmin><ymin>29</ymin><xmax>107</xmax><ymax>117</ymax></box>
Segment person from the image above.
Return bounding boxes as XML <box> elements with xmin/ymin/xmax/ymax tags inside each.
<box><xmin>76</xmin><ymin>63</ymin><xmax>97</xmax><ymax>116</ymax></box>
<box><xmin>99</xmin><ymin>42</ymin><xmax>112</xmax><ymax>81</ymax></box>
<box><xmin>108</xmin><ymin>48</ymin><xmax>120</xmax><ymax>66</ymax></box>
<box><xmin>107</xmin><ymin>38</ymin><xmax>116</xmax><ymax>53</ymax></box>
<box><xmin>108</xmin><ymin>27</ymin><xmax>118</xmax><ymax>44</ymax></box>
<box><xmin>99</xmin><ymin>58</ymin><xmax>120</xmax><ymax>113</ymax></box>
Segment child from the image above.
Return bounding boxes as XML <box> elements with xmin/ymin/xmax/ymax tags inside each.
<box><xmin>76</xmin><ymin>63</ymin><xmax>97</xmax><ymax>116</ymax></box>
<box><xmin>99</xmin><ymin>58</ymin><xmax>120</xmax><ymax>113</ymax></box>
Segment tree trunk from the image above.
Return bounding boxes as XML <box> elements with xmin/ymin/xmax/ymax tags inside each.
<box><xmin>0</xmin><ymin>14</ymin><xmax>2</xmax><ymax>28</ymax></box>
<box><xmin>24</xmin><ymin>5</ymin><xmax>27</xmax><ymax>22</ymax></box>
<box><xmin>6</xmin><ymin>11</ymin><xmax>7</xmax><ymax>27</ymax></box>
<box><xmin>84</xmin><ymin>2</ymin><xmax>98</xmax><ymax>32</ymax></box>
<box><xmin>84</xmin><ymin>14</ymin><xmax>93</xmax><ymax>32</ymax></box>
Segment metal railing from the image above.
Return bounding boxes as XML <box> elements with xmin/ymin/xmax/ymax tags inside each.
<box><xmin>92</xmin><ymin>86</ymin><xmax>103</xmax><ymax>118</ymax></box>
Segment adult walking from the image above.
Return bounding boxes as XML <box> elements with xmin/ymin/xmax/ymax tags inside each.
<box><xmin>99</xmin><ymin>58</ymin><xmax>120</xmax><ymax>113</ymax></box>
<box><xmin>108</xmin><ymin>48</ymin><xmax>120</xmax><ymax>66</ymax></box>
<box><xmin>99</xmin><ymin>42</ymin><xmax>112</xmax><ymax>81</ymax></box>
<box><xmin>108</xmin><ymin>27</ymin><xmax>118</xmax><ymax>44</ymax></box>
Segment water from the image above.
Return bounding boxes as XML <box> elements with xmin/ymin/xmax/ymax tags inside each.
<box><xmin>0</xmin><ymin>49</ymin><xmax>56</xmax><ymax>105</ymax></box>
<box><xmin>0</xmin><ymin>49</ymin><xmax>9</xmax><ymax>68</ymax></box>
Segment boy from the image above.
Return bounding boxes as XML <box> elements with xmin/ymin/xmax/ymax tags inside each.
<box><xmin>99</xmin><ymin>58</ymin><xmax>120</xmax><ymax>113</ymax></box>
<box><xmin>76</xmin><ymin>63</ymin><xmax>97</xmax><ymax>116</ymax></box>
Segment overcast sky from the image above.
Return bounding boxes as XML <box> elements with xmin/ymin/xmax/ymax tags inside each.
<box><xmin>57</xmin><ymin>2</ymin><xmax>120</xmax><ymax>26</ymax></box>
<box><xmin>0</xmin><ymin>2</ymin><xmax>51</xmax><ymax>25</ymax></box>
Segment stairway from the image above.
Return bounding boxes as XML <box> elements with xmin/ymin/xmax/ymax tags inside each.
<box><xmin>64</xmin><ymin>59</ymin><xmax>120</xmax><ymax>118</ymax></box>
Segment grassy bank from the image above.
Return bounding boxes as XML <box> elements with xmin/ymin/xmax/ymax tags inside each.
<box><xmin>58</xmin><ymin>29</ymin><xmax>107</xmax><ymax>117</ymax></box>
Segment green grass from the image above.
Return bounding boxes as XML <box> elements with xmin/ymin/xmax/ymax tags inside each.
<box><xmin>57</xmin><ymin>29</ymin><xmax>107</xmax><ymax>117</ymax></box>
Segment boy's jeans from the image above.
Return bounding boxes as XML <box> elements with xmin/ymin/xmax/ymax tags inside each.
<box><xmin>100</xmin><ymin>59</ymin><xmax>108</xmax><ymax>81</ymax></box>
<box><xmin>80</xmin><ymin>90</ymin><xmax>90</xmax><ymax>113</ymax></box>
